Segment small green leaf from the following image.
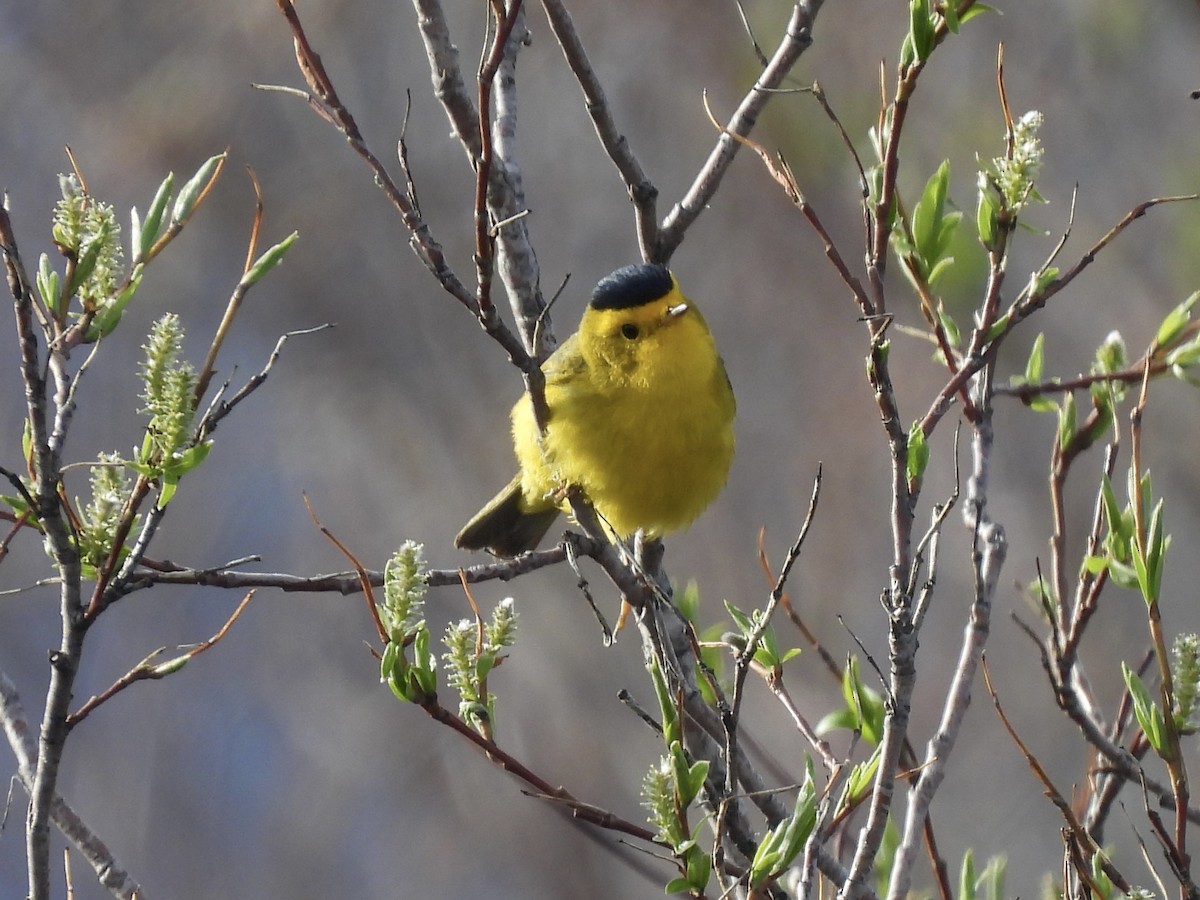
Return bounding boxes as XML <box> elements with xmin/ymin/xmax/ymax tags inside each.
<box><xmin>410</xmin><ymin>628</ymin><xmax>438</xmax><ymax>698</ymax></box>
<box><xmin>87</xmin><ymin>263</ymin><xmax>144</xmax><ymax>340</ymax></box>
<box><xmin>242</xmin><ymin>231</ymin><xmax>299</xmax><ymax>286</ymax></box>
<box><xmin>750</xmin><ymin>760</ymin><xmax>817</xmax><ymax>886</ymax></box>
<box><xmin>936</xmin><ymin>303</ymin><xmax>960</xmax><ymax>346</ymax></box>
<box><xmin>909</xmin><ymin>0</ymin><xmax>935</xmax><ymax>63</ymax></box>
<box><xmin>1166</xmin><ymin>335</ymin><xmax>1200</xmax><ymax>369</ymax></box>
<box><xmin>1056</xmin><ymin>392</ymin><xmax>1076</xmax><ymax>452</ymax></box>
<box><xmin>669</xmin><ymin>741</ymin><xmax>691</xmax><ymax>800</ymax></box>
<box><xmin>982</xmin><ymin>311</ymin><xmax>1011</xmax><ymax>344</ymax></box>
<box><xmin>1123</xmin><ymin>661</ymin><xmax>1166</xmax><ymax>753</ymax></box>
<box><xmin>1099</xmin><ymin>475</ymin><xmax>1129</xmax><ymax>550</ymax></box>
<box><xmin>1142</xmin><ymin>498</ymin><xmax>1167</xmax><ymax>605</ymax></box>
<box><xmin>976</xmin><ymin>181</ymin><xmax>1000</xmax><ymax>249</ymax></box>
<box><xmin>1024</xmin><ymin>333</ymin><xmax>1046</xmax><ymax>383</ymax></box>
<box><xmin>912</xmin><ymin>161</ymin><xmax>951</xmax><ymax>264</ymax></box>
<box><xmin>66</xmin><ymin>236</ymin><xmax>104</xmax><ymax>299</ymax></box>
<box><xmin>907</xmin><ymin>420</ymin><xmax>929</xmax><ymax>482</ymax></box>
<box><xmin>684</xmin><ymin>846</ymin><xmax>711</xmax><ymax>891</ymax></box>
<box><xmin>683</xmin><ymin>760</ymin><xmax>710</xmax><ymax>808</ymax></box>
<box><xmin>927</xmin><ymin>255</ymin><xmax>955</xmax><ymax>288</ymax></box>
<box><xmin>898</xmin><ymin>33</ymin><xmax>916</xmax><ymax>71</ymax></box>
<box><xmin>1027</xmin><ymin>266</ymin><xmax>1059</xmax><ymax>298</ymax></box>
<box><xmin>148</xmin><ymin>654</ymin><xmax>190</xmax><ymax>677</ymax></box>
<box><xmin>1155</xmin><ymin>290</ymin><xmax>1200</xmax><ymax>349</ymax></box>
<box><xmin>647</xmin><ymin>655</ymin><xmax>679</xmax><ymax>745</ymax></box>
<box><xmin>816</xmin><ymin>707</ymin><xmax>859</xmax><ymax>736</ymax></box>
<box><xmin>172</xmin><ymin>153</ymin><xmax>225</xmax><ymax>226</ymax></box>
<box><xmin>960</xmin><ymin>849</ymin><xmax>978</xmax><ymax>900</ymax></box>
<box><xmin>841</xmin><ymin>744</ymin><xmax>882</xmax><ymax>807</ymax></box>
<box><xmin>36</xmin><ymin>254</ymin><xmax>63</xmax><ymax>318</ymax></box>
<box><xmin>958</xmin><ymin>4</ymin><xmax>997</xmax><ymax>26</ymax></box>
<box><xmin>1027</xmin><ymin>393</ymin><xmax>1058</xmax><ymax>414</ymax></box>
<box><xmin>942</xmin><ymin>0</ymin><xmax>960</xmax><ymax>32</ymax></box>
<box><xmin>830</xmin><ymin>657</ymin><xmax>886</xmax><ymax>745</ymax></box>
<box><xmin>138</xmin><ymin>172</ymin><xmax>175</xmax><ymax>260</ymax></box>
<box><xmin>723</xmin><ymin>599</ymin><xmax>755</xmax><ymax>636</ymax></box>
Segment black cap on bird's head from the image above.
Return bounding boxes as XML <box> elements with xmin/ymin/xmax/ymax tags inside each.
<box><xmin>590</xmin><ymin>263</ymin><xmax>674</xmax><ymax>311</ymax></box>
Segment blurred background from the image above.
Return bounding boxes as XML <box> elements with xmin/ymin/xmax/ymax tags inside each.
<box><xmin>2</xmin><ymin>1</ymin><xmax>1200</xmax><ymax>897</ymax></box>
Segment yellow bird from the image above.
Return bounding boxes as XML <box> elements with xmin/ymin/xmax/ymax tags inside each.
<box><xmin>455</xmin><ymin>263</ymin><xmax>735</xmax><ymax>557</ymax></box>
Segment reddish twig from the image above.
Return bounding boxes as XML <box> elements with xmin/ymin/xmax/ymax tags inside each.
<box><xmin>68</xmin><ymin>592</ymin><xmax>254</xmax><ymax>728</ymax></box>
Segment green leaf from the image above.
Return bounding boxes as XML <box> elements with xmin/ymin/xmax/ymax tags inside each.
<box><xmin>66</xmin><ymin>235</ymin><xmax>104</xmax><ymax>298</ymax></box>
<box><xmin>1108</xmin><ymin>558</ymin><xmax>1140</xmax><ymax>591</ymax></box>
<box><xmin>87</xmin><ymin>263</ymin><xmax>144</xmax><ymax>340</ymax></box>
<box><xmin>832</xmin><ymin>657</ymin><xmax>886</xmax><ymax>745</ymax></box>
<box><xmin>976</xmin><ymin>181</ymin><xmax>1000</xmax><ymax>249</ymax></box>
<box><xmin>1027</xmin><ymin>266</ymin><xmax>1059</xmax><ymax>299</ymax></box>
<box><xmin>841</xmin><ymin>744</ymin><xmax>882</xmax><ymax>807</ymax></box>
<box><xmin>1166</xmin><ymin>335</ymin><xmax>1200</xmax><ymax>369</ymax></box>
<box><xmin>1024</xmin><ymin>333</ymin><xmax>1046</xmax><ymax>383</ymax></box>
<box><xmin>942</xmin><ymin>0</ymin><xmax>960</xmax><ymax>32</ymax></box>
<box><xmin>647</xmin><ymin>655</ymin><xmax>679</xmax><ymax>745</ymax></box>
<box><xmin>1056</xmin><ymin>392</ymin><xmax>1076</xmax><ymax>452</ymax></box>
<box><xmin>684</xmin><ymin>846</ymin><xmax>711</xmax><ymax>891</ymax></box>
<box><xmin>1123</xmin><ymin>661</ymin><xmax>1166</xmax><ymax>753</ymax></box>
<box><xmin>912</xmin><ymin>161</ymin><xmax>951</xmax><ymax>264</ymax></box>
<box><xmin>960</xmin><ymin>848</ymin><xmax>978</xmax><ymax>900</ymax></box>
<box><xmin>724</xmin><ymin>599</ymin><xmax>754</xmax><ymax>636</ymax></box>
<box><xmin>909</xmin><ymin>0</ymin><xmax>935</xmax><ymax>63</ymax></box>
<box><xmin>410</xmin><ymin>628</ymin><xmax>438</xmax><ymax>698</ymax></box>
<box><xmin>148</xmin><ymin>654</ymin><xmax>190</xmax><ymax>677</ymax></box>
<box><xmin>669</xmin><ymin>741</ymin><xmax>691</xmax><ymax>803</ymax></box>
<box><xmin>664</xmin><ymin>877</ymin><xmax>692</xmax><ymax>894</ymax></box>
<box><xmin>927</xmin><ymin>255</ymin><xmax>955</xmax><ymax>288</ymax></box>
<box><xmin>1099</xmin><ymin>474</ymin><xmax>1129</xmax><ymax>552</ymax></box>
<box><xmin>958</xmin><ymin>4</ymin><xmax>997</xmax><ymax>26</ymax></box>
<box><xmin>981</xmin><ymin>855</ymin><xmax>1006</xmax><ymax>900</ymax></box>
<box><xmin>982</xmin><ymin>310</ymin><xmax>1011</xmax><ymax>344</ymax></box>
<box><xmin>242</xmin><ymin>231</ymin><xmax>299</xmax><ymax>286</ymax></box>
<box><xmin>898</xmin><ymin>33</ymin><xmax>916</xmax><ymax>71</ymax></box>
<box><xmin>749</xmin><ymin>760</ymin><xmax>817</xmax><ymax>887</ymax></box>
<box><xmin>816</xmin><ymin>707</ymin><xmax>859</xmax><ymax>736</ymax></box>
<box><xmin>1155</xmin><ymin>290</ymin><xmax>1200</xmax><ymax>349</ymax></box>
<box><xmin>1141</xmin><ymin>498</ymin><xmax>1167</xmax><ymax>605</ymax></box>
<box><xmin>907</xmin><ymin>420</ymin><xmax>929</xmax><ymax>482</ymax></box>
<box><xmin>683</xmin><ymin>759</ymin><xmax>710</xmax><ymax>808</ymax></box>
<box><xmin>36</xmin><ymin>253</ymin><xmax>60</xmax><ymax>315</ymax></box>
<box><xmin>138</xmin><ymin>172</ymin><xmax>175</xmax><ymax>260</ymax></box>
<box><xmin>172</xmin><ymin>153</ymin><xmax>225</xmax><ymax>226</ymax></box>
<box><xmin>676</xmin><ymin>581</ymin><xmax>701</xmax><ymax>622</ymax></box>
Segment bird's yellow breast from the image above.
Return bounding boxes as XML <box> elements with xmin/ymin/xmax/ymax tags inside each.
<box><xmin>510</xmin><ymin>288</ymin><xmax>734</xmax><ymax>539</ymax></box>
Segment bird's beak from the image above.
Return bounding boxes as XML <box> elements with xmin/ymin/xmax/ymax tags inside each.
<box><xmin>665</xmin><ymin>302</ymin><xmax>689</xmax><ymax>320</ymax></box>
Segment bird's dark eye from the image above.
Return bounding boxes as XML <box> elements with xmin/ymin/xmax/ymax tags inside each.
<box><xmin>620</xmin><ymin>323</ymin><xmax>640</xmax><ymax>340</ymax></box>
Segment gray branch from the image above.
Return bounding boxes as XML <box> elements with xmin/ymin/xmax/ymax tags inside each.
<box><xmin>1</xmin><ymin>672</ymin><xmax>144</xmax><ymax>900</ymax></box>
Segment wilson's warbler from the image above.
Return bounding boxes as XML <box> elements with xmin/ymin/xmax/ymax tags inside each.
<box><xmin>455</xmin><ymin>263</ymin><xmax>735</xmax><ymax>557</ymax></box>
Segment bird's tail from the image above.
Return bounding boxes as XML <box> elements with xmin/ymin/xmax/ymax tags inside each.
<box><xmin>454</xmin><ymin>474</ymin><xmax>561</xmax><ymax>558</ymax></box>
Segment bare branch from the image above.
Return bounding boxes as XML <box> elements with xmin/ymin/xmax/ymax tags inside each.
<box><xmin>657</xmin><ymin>1</ymin><xmax>823</xmax><ymax>263</ymax></box>
<box><xmin>540</xmin><ymin>0</ymin><xmax>660</xmax><ymax>261</ymax></box>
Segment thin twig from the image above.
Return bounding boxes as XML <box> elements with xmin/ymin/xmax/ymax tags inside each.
<box><xmin>982</xmin><ymin>657</ymin><xmax>1133</xmax><ymax>893</ymax></box>
<box><xmin>540</xmin><ymin>0</ymin><xmax>660</xmax><ymax>261</ymax></box>
<box><xmin>657</xmin><ymin>1</ymin><xmax>824</xmax><ymax>263</ymax></box>
<box><xmin>67</xmin><ymin>592</ymin><xmax>254</xmax><ymax>728</ymax></box>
